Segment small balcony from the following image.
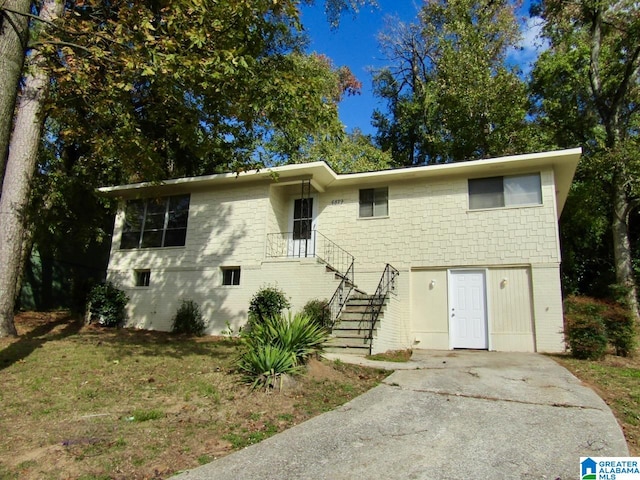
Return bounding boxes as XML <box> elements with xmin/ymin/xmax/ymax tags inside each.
<box><xmin>265</xmin><ymin>230</ymin><xmax>354</xmax><ymax>282</ymax></box>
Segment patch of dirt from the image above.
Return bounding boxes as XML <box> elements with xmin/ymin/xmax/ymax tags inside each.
<box><xmin>305</xmin><ymin>357</ymin><xmax>345</xmax><ymax>382</ymax></box>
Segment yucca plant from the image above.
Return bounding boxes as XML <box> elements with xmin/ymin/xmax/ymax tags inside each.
<box><xmin>237</xmin><ymin>344</ymin><xmax>301</xmax><ymax>390</ymax></box>
<box><xmin>238</xmin><ymin>313</ymin><xmax>329</xmax><ymax>389</ymax></box>
<box><xmin>245</xmin><ymin>313</ymin><xmax>328</xmax><ymax>363</ymax></box>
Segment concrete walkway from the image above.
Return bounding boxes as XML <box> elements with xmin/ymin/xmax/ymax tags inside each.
<box><xmin>172</xmin><ymin>350</ymin><xmax>628</xmax><ymax>479</ymax></box>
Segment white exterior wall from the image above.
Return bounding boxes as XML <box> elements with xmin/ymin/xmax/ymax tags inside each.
<box><xmin>530</xmin><ymin>264</ymin><xmax>565</xmax><ymax>352</ymax></box>
<box><xmin>107</xmin><ymin>182</ymin><xmax>344</xmax><ymax>333</ymax></box>
<box><xmin>369</xmin><ymin>273</ymin><xmax>411</xmax><ymax>355</ymax></box>
<box><xmin>104</xmin><ymin>163</ymin><xmax>566</xmax><ymax>352</ymax></box>
<box><xmin>315</xmin><ymin>168</ymin><xmax>563</xmax><ymax>353</ymax></box>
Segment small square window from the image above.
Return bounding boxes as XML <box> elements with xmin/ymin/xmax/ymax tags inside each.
<box><xmin>222</xmin><ymin>267</ymin><xmax>241</xmax><ymax>286</ymax></box>
<box><xmin>135</xmin><ymin>270</ymin><xmax>151</xmax><ymax>287</ymax></box>
<box><xmin>359</xmin><ymin>187</ymin><xmax>388</xmax><ymax>217</ymax></box>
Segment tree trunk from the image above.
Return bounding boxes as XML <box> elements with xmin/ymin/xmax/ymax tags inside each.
<box><xmin>612</xmin><ymin>168</ymin><xmax>640</xmax><ymax>317</ymax></box>
<box><xmin>0</xmin><ymin>0</ymin><xmax>63</xmax><ymax>337</ymax></box>
<box><xmin>0</xmin><ymin>0</ymin><xmax>31</xmax><ymax>184</ymax></box>
<box><xmin>14</xmin><ymin>225</ymin><xmax>35</xmax><ymax>306</ymax></box>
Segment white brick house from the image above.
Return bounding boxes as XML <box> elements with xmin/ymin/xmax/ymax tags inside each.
<box><xmin>99</xmin><ymin>147</ymin><xmax>581</xmax><ymax>353</ymax></box>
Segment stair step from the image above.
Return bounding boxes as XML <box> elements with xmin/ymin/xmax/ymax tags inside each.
<box><xmin>326</xmin><ymin>334</ymin><xmax>371</xmax><ymax>344</ymax></box>
<box><xmin>330</xmin><ymin>331</ymin><xmax>373</xmax><ymax>339</ymax></box>
<box><xmin>332</xmin><ymin>321</ymin><xmax>371</xmax><ymax>330</ymax></box>
<box><xmin>324</xmin><ymin>345</ymin><xmax>371</xmax><ymax>355</ymax></box>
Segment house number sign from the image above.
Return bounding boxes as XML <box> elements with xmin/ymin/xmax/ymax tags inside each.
<box><xmin>331</xmin><ymin>199</ymin><xmax>344</xmax><ymax>205</ymax></box>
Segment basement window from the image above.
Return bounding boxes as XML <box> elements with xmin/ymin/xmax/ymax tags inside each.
<box><xmin>135</xmin><ymin>269</ymin><xmax>151</xmax><ymax>287</ymax></box>
<box><xmin>221</xmin><ymin>267</ymin><xmax>241</xmax><ymax>286</ymax></box>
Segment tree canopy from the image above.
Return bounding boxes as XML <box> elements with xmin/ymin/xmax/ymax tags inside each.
<box><xmin>372</xmin><ymin>0</ymin><xmax>531</xmax><ymax>166</ymax></box>
<box><xmin>0</xmin><ymin>0</ymin><xmax>375</xmax><ymax>336</ymax></box>
<box><xmin>530</xmin><ymin>0</ymin><xmax>640</xmax><ymax>310</ymax></box>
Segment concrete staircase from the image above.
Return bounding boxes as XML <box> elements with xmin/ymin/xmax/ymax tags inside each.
<box><xmin>325</xmin><ymin>293</ymin><xmax>387</xmax><ymax>354</ymax></box>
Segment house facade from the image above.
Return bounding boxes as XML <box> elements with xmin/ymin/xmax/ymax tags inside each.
<box><xmin>100</xmin><ymin>148</ymin><xmax>581</xmax><ymax>353</ymax></box>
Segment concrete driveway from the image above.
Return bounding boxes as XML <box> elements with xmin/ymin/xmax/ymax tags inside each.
<box><xmin>172</xmin><ymin>350</ymin><xmax>628</xmax><ymax>479</ymax></box>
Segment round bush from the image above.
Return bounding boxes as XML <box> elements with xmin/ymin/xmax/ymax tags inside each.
<box><xmin>302</xmin><ymin>299</ymin><xmax>331</xmax><ymax>328</ymax></box>
<box><xmin>248</xmin><ymin>286</ymin><xmax>290</xmax><ymax>326</ymax></box>
<box><xmin>172</xmin><ymin>299</ymin><xmax>206</xmax><ymax>336</ymax></box>
<box><xmin>87</xmin><ymin>282</ymin><xmax>129</xmax><ymax>327</ymax></box>
<box><xmin>564</xmin><ymin>298</ymin><xmax>608</xmax><ymax>360</ymax></box>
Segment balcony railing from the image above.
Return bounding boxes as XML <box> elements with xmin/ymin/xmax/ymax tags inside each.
<box><xmin>266</xmin><ymin>230</ymin><xmax>355</xmax><ymax>325</ymax></box>
<box><xmin>266</xmin><ymin>230</ymin><xmax>354</xmax><ymax>278</ymax></box>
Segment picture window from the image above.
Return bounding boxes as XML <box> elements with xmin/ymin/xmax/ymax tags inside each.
<box><xmin>120</xmin><ymin>194</ymin><xmax>190</xmax><ymax>249</ymax></box>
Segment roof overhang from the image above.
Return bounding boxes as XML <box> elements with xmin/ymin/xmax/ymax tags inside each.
<box><xmin>98</xmin><ymin>148</ymin><xmax>581</xmax><ymax>217</ymax></box>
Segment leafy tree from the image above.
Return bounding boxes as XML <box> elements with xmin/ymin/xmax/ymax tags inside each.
<box><xmin>530</xmin><ymin>0</ymin><xmax>640</xmax><ymax>313</ymax></box>
<box><xmin>372</xmin><ymin>0</ymin><xmax>530</xmax><ymax>166</ymax></box>
<box><xmin>295</xmin><ymin>129</ymin><xmax>391</xmax><ymax>173</ymax></box>
<box><xmin>0</xmin><ymin>0</ymin><xmax>370</xmax><ymax>337</ymax></box>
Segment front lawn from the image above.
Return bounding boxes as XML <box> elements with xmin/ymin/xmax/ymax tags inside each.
<box><xmin>554</xmin><ymin>354</ymin><xmax>640</xmax><ymax>455</ymax></box>
<box><xmin>0</xmin><ymin>312</ymin><xmax>388</xmax><ymax>479</ymax></box>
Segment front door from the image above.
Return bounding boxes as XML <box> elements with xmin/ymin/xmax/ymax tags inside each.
<box><xmin>449</xmin><ymin>270</ymin><xmax>488</xmax><ymax>349</ymax></box>
<box><xmin>288</xmin><ymin>197</ymin><xmax>316</xmax><ymax>257</ymax></box>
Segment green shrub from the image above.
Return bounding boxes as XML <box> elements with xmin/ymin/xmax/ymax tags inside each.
<box><xmin>248</xmin><ymin>313</ymin><xmax>329</xmax><ymax>361</ymax></box>
<box><xmin>602</xmin><ymin>302</ymin><xmax>636</xmax><ymax>357</ymax></box>
<box><xmin>237</xmin><ymin>344</ymin><xmax>300</xmax><ymax>390</ymax></box>
<box><xmin>87</xmin><ymin>282</ymin><xmax>129</xmax><ymax>327</ymax></box>
<box><xmin>172</xmin><ymin>299</ymin><xmax>206</xmax><ymax>336</ymax></box>
<box><xmin>302</xmin><ymin>299</ymin><xmax>331</xmax><ymax>328</ymax></box>
<box><xmin>238</xmin><ymin>313</ymin><xmax>329</xmax><ymax>389</ymax></box>
<box><xmin>248</xmin><ymin>286</ymin><xmax>290</xmax><ymax>326</ymax></box>
<box><xmin>564</xmin><ymin>295</ymin><xmax>636</xmax><ymax>359</ymax></box>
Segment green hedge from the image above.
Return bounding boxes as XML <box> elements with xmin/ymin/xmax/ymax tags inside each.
<box><xmin>564</xmin><ymin>296</ymin><xmax>636</xmax><ymax>359</ymax></box>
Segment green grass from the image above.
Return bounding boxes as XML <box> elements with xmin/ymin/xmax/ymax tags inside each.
<box><xmin>554</xmin><ymin>354</ymin><xmax>640</xmax><ymax>455</ymax></box>
<box><xmin>0</xmin><ymin>312</ymin><xmax>389</xmax><ymax>480</ymax></box>
<box><xmin>366</xmin><ymin>349</ymin><xmax>412</xmax><ymax>363</ymax></box>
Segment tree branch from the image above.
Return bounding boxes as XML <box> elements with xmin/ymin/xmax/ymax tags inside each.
<box><xmin>1</xmin><ymin>5</ymin><xmax>123</xmax><ymax>47</ymax></box>
<box><xmin>30</xmin><ymin>40</ymin><xmax>94</xmax><ymax>55</ymax></box>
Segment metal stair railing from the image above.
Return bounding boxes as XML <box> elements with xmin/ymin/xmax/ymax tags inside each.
<box><xmin>327</xmin><ymin>260</ymin><xmax>355</xmax><ymax>328</ymax></box>
<box><xmin>365</xmin><ymin>264</ymin><xmax>399</xmax><ymax>354</ymax></box>
<box><xmin>265</xmin><ymin>230</ymin><xmax>355</xmax><ymax>328</ymax></box>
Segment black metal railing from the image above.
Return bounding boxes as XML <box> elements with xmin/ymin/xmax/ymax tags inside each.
<box><xmin>327</xmin><ymin>261</ymin><xmax>355</xmax><ymax>328</ymax></box>
<box><xmin>265</xmin><ymin>230</ymin><xmax>354</xmax><ymax>276</ymax></box>
<box><xmin>366</xmin><ymin>264</ymin><xmax>399</xmax><ymax>354</ymax></box>
<box><xmin>265</xmin><ymin>230</ymin><xmax>356</xmax><ymax>327</ymax></box>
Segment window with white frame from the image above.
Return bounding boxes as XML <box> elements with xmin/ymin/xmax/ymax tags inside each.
<box><xmin>359</xmin><ymin>187</ymin><xmax>388</xmax><ymax>217</ymax></box>
<box><xmin>120</xmin><ymin>195</ymin><xmax>190</xmax><ymax>249</ymax></box>
<box><xmin>221</xmin><ymin>267</ymin><xmax>241</xmax><ymax>286</ymax></box>
<box><xmin>468</xmin><ymin>174</ymin><xmax>541</xmax><ymax>210</ymax></box>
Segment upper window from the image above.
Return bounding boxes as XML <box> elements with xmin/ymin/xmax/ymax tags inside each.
<box><xmin>120</xmin><ymin>195</ymin><xmax>190</xmax><ymax>249</ymax></box>
<box><xmin>468</xmin><ymin>174</ymin><xmax>541</xmax><ymax>210</ymax></box>
<box><xmin>359</xmin><ymin>187</ymin><xmax>388</xmax><ymax>218</ymax></box>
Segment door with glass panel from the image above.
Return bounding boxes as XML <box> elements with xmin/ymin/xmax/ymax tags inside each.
<box><xmin>288</xmin><ymin>197</ymin><xmax>316</xmax><ymax>257</ymax></box>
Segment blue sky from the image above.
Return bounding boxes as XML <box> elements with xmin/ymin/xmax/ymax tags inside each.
<box><xmin>300</xmin><ymin>1</ymin><xmax>546</xmax><ymax>136</ymax></box>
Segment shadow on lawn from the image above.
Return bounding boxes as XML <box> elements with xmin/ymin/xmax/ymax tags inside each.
<box><xmin>79</xmin><ymin>327</ymin><xmax>241</xmax><ymax>361</ymax></box>
<box><xmin>0</xmin><ymin>313</ymin><xmax>242</xmax><ymax>370</ymax></box>
<box><xmin>0</xmin><ymin>314</ymin><xmax>84</xmax><ymax>370</ymax></box>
